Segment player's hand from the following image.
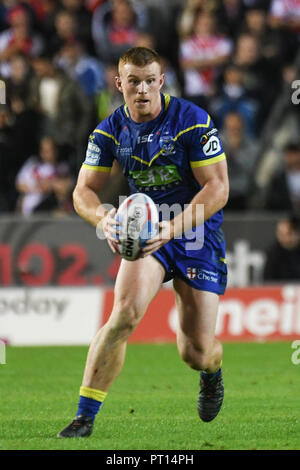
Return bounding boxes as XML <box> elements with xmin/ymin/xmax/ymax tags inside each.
<box><xmin>100</xmin><ymin>208</ymin><xmax>120</xmax><ymax>254</ymax></box>
<box><xmin>140</xmin><ymin>221</ymin><xmax>173</xmax><ymax>258</ymax></box>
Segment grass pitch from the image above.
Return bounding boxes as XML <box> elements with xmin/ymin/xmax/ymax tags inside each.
<box><xmin>0</xmin><ymin>342</ymin><xmax>299</xmax><ymax>450</ymax></box>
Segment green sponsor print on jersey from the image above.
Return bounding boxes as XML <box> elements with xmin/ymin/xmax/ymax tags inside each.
<box><xmin>129</xmin><ymin>165</ymin><xmax>182</xmax><ymax>187</ymax></box>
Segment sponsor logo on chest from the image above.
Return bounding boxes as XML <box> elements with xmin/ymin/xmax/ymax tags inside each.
<box><xmin>137</xmin><ymin>134</ymin><xmax>155</xmax><ymax>144</ymax></box>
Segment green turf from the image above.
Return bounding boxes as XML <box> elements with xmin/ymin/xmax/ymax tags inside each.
<box><xmin>0</xmin><ymin>342</ymin><xmax>299</xmax><ymax>450</ymax></box>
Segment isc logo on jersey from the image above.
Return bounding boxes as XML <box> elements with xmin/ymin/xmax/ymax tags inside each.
<box><xmin>137</xmin><ymin>134</ymin><xmax>154</xmax><ymax>144</ymax></box>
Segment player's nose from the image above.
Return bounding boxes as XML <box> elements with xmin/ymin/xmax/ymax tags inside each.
<box><xmin>137</xmin><ymin>81</ymin><xmax>148</xmax><ymax>94</ymax></box>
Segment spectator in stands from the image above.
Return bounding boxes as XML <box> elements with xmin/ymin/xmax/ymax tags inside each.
<box><xmin>0</xmin><ymin>85</ymin><xmax>41</xmax><ymax>210</ymax></box>
<box><xmin>8</xmin><ymin>91</ymin><xmax>40</xmax><ymax>173</ymax></box>
<box><xmin>177</xmin><ymin>0</ymin><xmax>223</xmax><ymax>39</ymax></box>
<box><xmin>15</xmin><ymin>136</ymin><xmax>70</xmax><ymax>215</ymax></box>
<box><xmin>216</xmin><ymin>0</ymin><xmax>246</xmax><ymax>39</ymax></box>
<box><xmin>220</xmin><ymin>111</ymin><xmax>259</xmax><ymax>210</ymax></box>
<box><xmin>50</xmin><ymin>171</ymin><xmax>75</xmax><ymax>216</ymax></box>
<box><xmin>210</xmin><ymin>62</ymin><xmax>259</xmax><ymax>136</ymax></box>
<box><xmin>263</xmin><ymin>214</ymin><xmax>300</xmax><ymax>282</ymax></box>
<box><xmin>95</xmin><ymin>62</ymin><xmax>124</xmax><ymax>122</ymax></box>
<box><xmin>45</xmin><ymin>9</ymin><xmax>78</xmax><ymax>58</ymax></box>
<box><xmin>0</xmin><ymin>0</ymin><xmax>41</xmax><ymax>34</ymax></box>
<box><xmin>0</xmin><ymin>4</ymin><xmax>43</xmax><ymax>77</ymax></box>
<box><xmin>179</xmin><ymin>8</ymin><xmax>232</xmax><ymax>109</ymax></box>
<box><xmin>269</xmin><ymin>0</ymin><xmax>300</xmax><ymax>45</ymax></box>
<box><xmin>55</xmin><ymin>40</ymin><xmax>106</xmax><ymax>99</ymax></box>
<box><xmin>231</xmin><ymin>32</ymin><xmax>280</xmax><ymax>128</ymax></box>
<box><xmin>240</xmin><ymin>4</ymin><xmax>288</xmax><ymax>67</ymax></box>
<box><xmin>6</xmin><ymin>52</ymin><xmax>33</xmax><ymax>103</ymax></box>
<box><xmin>253</xmin><ymin>62</ymin><xmax>300</xmax><ymax>196</ymax></box>
<box><xmin>265</xmin><ymin>143</ymin><xmax>300</xmax><ymax>212</ymax></box>
<box><xmin>61</xmin><ymin>0</ymin><xmax>94</xmax><ymax>53</ymax></box>
<box><xmin>38</xmin><ymin>0</ymin><xmax>62</xmax><ymax>44</ymax></box>
<box><xmin>91</xmin><ymin>0</ymin><xmax>149</xmax><ymax>64</ymax></box>
<box><xmin>28</xmin><ymin>54</ymin><xmax>92</xmax><ymax>171</ymax></box>
<box><xmin>0</xmin><ymin>104</ymin><xmax>13</xmax><ymax>211</ymax></box>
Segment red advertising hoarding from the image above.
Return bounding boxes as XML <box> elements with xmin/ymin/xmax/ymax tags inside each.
<box><xmin>101</xmin><ymin>286</ymin><xmax>300</xmax><ymax>342</ymax></box>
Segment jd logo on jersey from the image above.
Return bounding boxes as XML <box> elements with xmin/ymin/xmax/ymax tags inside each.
<box><xmin>202</xmin><ymin>136</ymin><xmax>221</xmax><ymax>156</ymax></box>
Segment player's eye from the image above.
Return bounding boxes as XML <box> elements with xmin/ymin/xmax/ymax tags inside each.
<box><xmin>129</xmin><ymin>79</ymin><xmax>139</xmax><ymax>85</ymax></box>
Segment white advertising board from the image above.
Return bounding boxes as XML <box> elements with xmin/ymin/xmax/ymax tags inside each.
<box><xmin>0</xmin><ymin>287</ymin><xmax>103</xmax><ymax>345</ymax></box>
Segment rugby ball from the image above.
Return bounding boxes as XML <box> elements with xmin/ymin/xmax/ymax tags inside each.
<box><xmin>116</xmin><ymin>193</ymin><xmax>159</xmax><ymax>261</ymax></box>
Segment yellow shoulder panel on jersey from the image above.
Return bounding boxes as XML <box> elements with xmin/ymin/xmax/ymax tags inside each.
<box><xmin>82</xmin><ymin>164</ymin><xmax>111</xmax><ymax>172</ymax></box>
<box><xmin>174</xmin><ymin>115</ymin><xmax>211</xmax><ymax>142</ymax></box>
<box><xmin>190</xmin><ymin>152</ymin><xmax>226</xmax><ymax>168</ymax></box>
<box><xmin>94</xmin><ymin>129</ymin><xmax>120</xmax><ymax>146</ymax></box>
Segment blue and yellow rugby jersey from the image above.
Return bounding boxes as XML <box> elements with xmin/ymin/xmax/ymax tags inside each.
<box><xmin>83</xmin><ymin>93</ymin><xmax>226</xmax><ymax>232</ymax></box>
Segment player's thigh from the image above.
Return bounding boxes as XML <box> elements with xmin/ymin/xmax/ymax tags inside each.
<box><xmin>111</xmin><ymin>254</ymin><xmax>165</xmax><ymax>322</ymax></box>
<box><xmin>173</xmin><ymin>277</ymin><xmax>220</xmax><ymax>347</ymax></box>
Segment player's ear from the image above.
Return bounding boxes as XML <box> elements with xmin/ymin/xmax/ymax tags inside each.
<box><xmin>159</xmin><ymin>73</ymin><xmax>165</xmax><ymax>91</ymax></box>
<box><xmin>115</xmin><ymin>75</ymin><xmax>123</xmax><ymax>93</ymax></box>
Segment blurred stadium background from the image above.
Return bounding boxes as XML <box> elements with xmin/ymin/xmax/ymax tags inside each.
<box><xmin>0</xmin><ymin>0</ymin><xmax>300</xmax><ymax>347</ymax></box>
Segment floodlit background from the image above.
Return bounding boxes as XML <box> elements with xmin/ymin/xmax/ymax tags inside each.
<box><xmin>0</xmin><ymin>0</ymin><xmax>300</xmax><ymax>452</ymax></box>
<box><xmin>0</xmin><ymin>0</ymin><xmax>299</xmax><ymax>344</ymax></box>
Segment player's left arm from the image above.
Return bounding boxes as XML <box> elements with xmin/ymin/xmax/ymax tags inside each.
<box><xmin>141</xmin><ymin>159</ymin><xmax>229</xmax><ymax>257</ymax></box>
<box><xmin>175</xmin><ymin>158</ymin><xmax>229</xmax><ymax>236</ymax></box>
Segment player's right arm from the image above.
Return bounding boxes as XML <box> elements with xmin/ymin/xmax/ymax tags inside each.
<box><xmin>73</xmin><ymin>166</ymin><xmax>110</xmax><ymax>228</ymax></box>
<box><xmin>73</xmin><ymin>167</ymin><xmax>119</xmax><ymax>253</ymax></box>
<box><xmin>73</xmin><ymin>126</ymin><xmax>120</xmax><ymax>252</ymax></box>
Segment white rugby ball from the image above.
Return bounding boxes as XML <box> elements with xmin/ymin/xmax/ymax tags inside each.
<box><xmin>116</xmin><ymin>193</ymin><xmax>159</xmax><ymax>261</ymax></box>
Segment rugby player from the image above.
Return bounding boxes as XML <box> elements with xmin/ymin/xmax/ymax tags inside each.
<box><xmin>58</xmin><ymin>47</ymin><xmax>229</xmax><ymax>438</ymax></box>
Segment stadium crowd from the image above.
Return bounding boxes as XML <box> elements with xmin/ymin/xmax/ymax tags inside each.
<box><xmin>0</xmin><ymin>0</ymin><xmax>299</xmax><ymax>216</ymax></box>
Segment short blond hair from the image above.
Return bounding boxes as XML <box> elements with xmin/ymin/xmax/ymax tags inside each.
<box><xmin>118</xmin><ymin>47</ymin><xmax>161</xmax><ymax>72</ymax></box>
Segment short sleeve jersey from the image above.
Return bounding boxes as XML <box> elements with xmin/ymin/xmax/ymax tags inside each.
<box><xmin>83</xmin><ymin>94</ymin><xmax>226</xmax><ymax>232</ymax></box>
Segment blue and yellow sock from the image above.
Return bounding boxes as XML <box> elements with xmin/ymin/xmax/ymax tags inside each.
<box><xmin>201</xmin><ymin>361</ymin><xmax>222</xmax><ymax>379</ymax></box>
<box><xmin>76</xmin><ymin>386</ymin><xmax>107</xmax><ymax>423</ymax></box>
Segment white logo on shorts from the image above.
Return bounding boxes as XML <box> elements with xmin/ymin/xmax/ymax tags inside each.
<box><xmin>187</xmin><ymin>267</ymin><xmax>197</xmax><ymax>280</ymax></box>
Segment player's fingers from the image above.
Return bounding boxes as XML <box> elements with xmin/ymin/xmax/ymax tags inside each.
<box><xmin>105</xmin><ymin>208</ymin><xmax>119</xmax><ymax>226</ymax></box>
<box><xmin>107</xmin><ymin>224</ymin><xmax>120</xmax><ymax>237</ymax></box>
<box><xmin>145</xmin><ymin>222</ymin><xmax>172</xmax><ymax>244</ymax></box>
<box><xmin>107</xmin><ymin>238</ymin><xmax>118</xmax><ymax>254</ymax></box>
<box><xmin>106</xmin><ymin>229</ymin><xmax>119</xmax><ymax>244</ymax></box>
<box><xmin>102</xmin><ymin>208</ymin><xmax>120</xmax><ymax>237</ymax></box>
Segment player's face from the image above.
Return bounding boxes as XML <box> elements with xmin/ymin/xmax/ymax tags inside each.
<box><xmin>116</xmin><ymin>61</ymin><xmax>165</xmax><ymax>123</ymax></box>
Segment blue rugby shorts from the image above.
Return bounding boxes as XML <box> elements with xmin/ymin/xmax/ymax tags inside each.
<box><xmin>152</xmin><ymin>228</ymin><xmax>227</xmax><ymax>295</ymax></box>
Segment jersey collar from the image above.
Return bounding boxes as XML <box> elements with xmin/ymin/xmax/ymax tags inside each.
<box><xmin>123</xmin><ymin>93</ymin><xmax>171</xmax><ymax>124</ymax></box>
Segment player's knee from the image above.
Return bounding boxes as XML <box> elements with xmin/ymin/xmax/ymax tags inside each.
<box><xmin>108</xmin><ymin>301</ymin><xmax>143</xmax><ymax>340</ymax></box>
